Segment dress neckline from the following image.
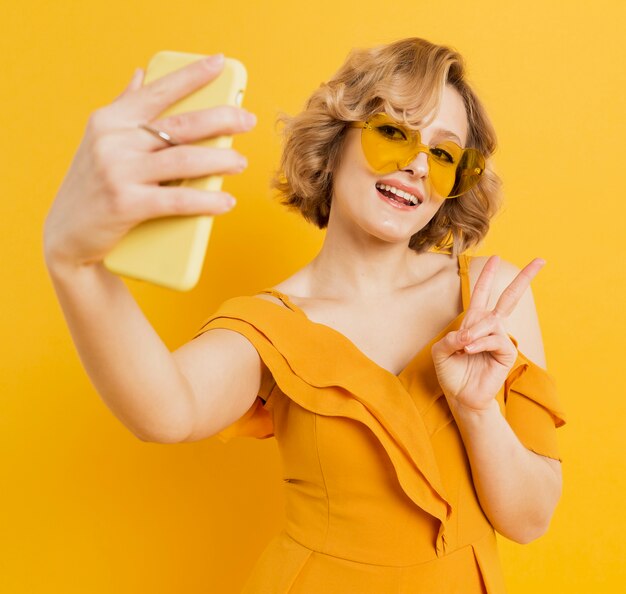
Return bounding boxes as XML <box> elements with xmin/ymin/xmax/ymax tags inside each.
<box><xmin>255</xmin><ymin>254</ymin><xmax>471</xmax><ymax>379</ymax></box>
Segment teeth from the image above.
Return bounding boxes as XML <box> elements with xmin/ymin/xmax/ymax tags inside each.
<box><xmin>376</xmin><ymin>183</ymin><xmax>419</xmax><ymax>205</ymax></box>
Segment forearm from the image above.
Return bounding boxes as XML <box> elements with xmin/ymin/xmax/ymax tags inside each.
<box><xmin>46</xmin><ymin>258</ymin><xmax>195</xmax><ymax>443</ymax></box>
<box><xmin>449</xmin><ymin>398</ymin><xmax>561</xmax><ymax>543</ymax></box>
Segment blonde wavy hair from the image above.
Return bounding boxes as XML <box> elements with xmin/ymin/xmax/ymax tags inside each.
<box><xmin>271</xmin><ymin>37</ymin><xmax>501</xmax><ymax>255</ymax></box>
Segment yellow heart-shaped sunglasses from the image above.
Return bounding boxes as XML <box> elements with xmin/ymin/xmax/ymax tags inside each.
<box><xmin>351</xmin><ymin>114</ymin><xmax>485</xmax><ymax>198</ymax></box>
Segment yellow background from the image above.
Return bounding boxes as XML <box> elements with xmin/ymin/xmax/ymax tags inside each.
<box><xmin>2</xmin><ymin>1</ymin><xmax>624</xmax><ymax>592</ymax></box>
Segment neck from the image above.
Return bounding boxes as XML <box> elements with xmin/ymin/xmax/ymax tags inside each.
<box><xmin>304</xmin><ymin>212</ymin><xmax>440</xmax><ymax>300</ymax></box>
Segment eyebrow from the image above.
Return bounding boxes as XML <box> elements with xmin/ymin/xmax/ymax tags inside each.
<box><xmin>428</xmin><ymin>127</ymin><xmax>463</xmax><ymax>145</ymax></box>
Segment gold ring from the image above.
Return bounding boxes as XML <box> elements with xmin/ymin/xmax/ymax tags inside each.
<box><xmin>138</xmin><ymin>123</ymin><xmax>179</xmax><ymax>146</ymax></box>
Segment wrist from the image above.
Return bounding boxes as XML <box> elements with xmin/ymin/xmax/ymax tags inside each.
<box><xmin>45</xmin><ymin>253</ymin><xmax>112</xmax><ymax>290</ymax></box>
<box><xmin>43</xmin><ymin>231</ymin><xmax>104</xmax><ymax>279</ymax></box>
<box><xmin>43</xmin><ymin>218</ymin><xmax>104</xmax><ymax>275</ymax></box>
<box><xmin>447</xmin><ymin>397</ymin><xmax>501</xmax><ymax>426</ymax></box>
<box><xmin>45</xmin><ymin>251</ymin><xmax>90</xmax><ymax>279</ymax></box>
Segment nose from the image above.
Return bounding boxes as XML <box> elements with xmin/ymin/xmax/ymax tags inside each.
<box><xmin>401</xmin><ymin>150</ymin><xmax>429</xmax><ymax>178</ymax></box>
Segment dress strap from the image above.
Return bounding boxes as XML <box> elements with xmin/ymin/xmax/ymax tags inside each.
<box><xmin>457</xmin><ymin>253</ymin><xmax>472</xmax><ymax>311</ymax></box>
<box><xmin>257</xmin><ymin>288</ymin><xmax>307</xmax><ymax>317</ymax></box>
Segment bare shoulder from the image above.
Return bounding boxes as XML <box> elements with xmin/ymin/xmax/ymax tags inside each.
<box><xmin>254</xmin><ymin>263</ymin><xmax>314</xmax><ymax>304</ymax></box>
<box><xmin>468</xmin><ymin>255</ymin><xmax>547</xmax><ymax>369</ymax></box>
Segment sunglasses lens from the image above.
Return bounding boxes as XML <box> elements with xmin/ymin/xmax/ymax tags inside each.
<box><xmin>430</xmin><ymin>148</ymin><xmax>485</xmax><ymax>198</ymax></box>
<box><xmin>360</xmin><ymin>114</ymin><xmax>416</xmax><ymax>173</ymax></box>
<box><xmin>428</xmin><ymin>142</ymin><xmax>463</xmax><ymax>197</ymax></box>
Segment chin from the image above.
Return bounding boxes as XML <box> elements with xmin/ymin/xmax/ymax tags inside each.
<box><xmin>360</xmin><ymin>219</ymin><xmax>421</xmax><ymax>245</ymax></box>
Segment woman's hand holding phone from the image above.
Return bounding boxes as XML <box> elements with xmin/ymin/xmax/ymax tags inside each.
<box><xmin>41</xmin><ymin>55</ymin><xmax>257</xmax><ymax>443</ymax></box>
<box><xmin>43</xmin><ymin>54</ymin><xmax>256</xmax><ymax>271</ymax></box>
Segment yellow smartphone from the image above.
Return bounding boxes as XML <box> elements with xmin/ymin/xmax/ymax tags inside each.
<box><xmin>104</xmin><ymin>51</ymin><xmax>247</xmax><ymax>291</ymax></box>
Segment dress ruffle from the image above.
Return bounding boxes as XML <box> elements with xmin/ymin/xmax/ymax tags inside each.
<box><xmin>197</xmin><ymin>297</ymin><xmax>566</xmax><ymax>463</ymax></box>
<box><xmin>196</xmin><ymin>298</ymin><xmax>452</xmax><ymax>531</ymax></box>
<box><xmin>501</xmin><ymin>350</ymin><xmax>566</xmax><ymax>461</ymax></box>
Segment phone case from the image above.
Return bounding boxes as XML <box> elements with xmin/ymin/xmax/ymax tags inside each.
<box><xmin>103</xmin><ymin>51</ymin><xmax>247</xmax><ymax>291</ymax></box>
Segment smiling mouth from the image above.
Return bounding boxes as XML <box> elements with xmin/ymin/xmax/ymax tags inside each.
<box><xmin>375</xmin><ymin>182</ymin><xmax>421</xmax><ymax>207</ymax></box>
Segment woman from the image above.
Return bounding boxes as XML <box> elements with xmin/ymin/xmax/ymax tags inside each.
<box><xmin>44</xmin><ymin>38</ymin><xmax>566</xmax><ymax>593</ymax></box>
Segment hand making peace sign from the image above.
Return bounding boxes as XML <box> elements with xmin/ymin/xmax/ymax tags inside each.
<box><xmin>431</xmin><ymin>256</ymin><xmax>546</xmax><ymax>414</ymax></box>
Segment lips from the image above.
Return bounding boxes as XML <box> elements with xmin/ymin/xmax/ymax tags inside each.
<box><xmin>375</xmin><ymin>181</ymin><xmax>423</xmax><ymax>207</ymax></box>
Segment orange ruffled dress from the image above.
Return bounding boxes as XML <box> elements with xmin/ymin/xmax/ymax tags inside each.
<box><xmin>194</xmin><ymin>255</ymin><xmax>566</xmax><ymax>594</ymax></box>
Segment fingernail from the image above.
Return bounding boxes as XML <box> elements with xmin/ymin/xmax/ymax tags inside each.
<box><xmin>204</xmin><ymin>53</ymin><xmax>224</xmax><ymax>68</ymax></box>
<box><xmin>459</xmin><ymin>330</ymin><xmax>470</xmax><ymax>343</ymax></box>
<box><xmin>242</xmin><ymin>111</ymin><xmax>257</xmax><ymax>128</ymax></box>
<box><xmin>464</xmin><ymin>344</ymin><xmax>475</xmax><ymax>353</ymax></box>
<box><xmin>224</xmin><ymin>195</ymin><xmax>236</xmax><ymax>208</ymax></box>
<box><xmin>238</xmin><ymin>156</ymin><xmax>248</xmax><ymax>169</ymax></box>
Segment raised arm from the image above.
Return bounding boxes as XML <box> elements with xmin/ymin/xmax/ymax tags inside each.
<box><xmin>431</xmin><ymin>256</ymin><xmax>562</xmax><ymax>543</ymax></box>
<box><xmin>44</xmin><ymin>56</ymin><xmax>261</xmax><ymax>443</ymax></box>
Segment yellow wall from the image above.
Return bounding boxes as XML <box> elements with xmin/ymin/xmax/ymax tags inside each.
<box><xmin>2</xmin><ymin>1</ymin><xmax>624</xmax><ymax>592</ymax></box>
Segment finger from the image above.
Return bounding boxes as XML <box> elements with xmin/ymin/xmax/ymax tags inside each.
<box><xmin>432</xmin><ymin>330</ymin><xmax>469</xmax><ymax>359</ymax></box>
<box><xmin>126</xmin><ymin>68</ymin><xmax>145</xmax><ymax>94</ymax></box>
<box><xmin>137</xmin><ymin>145</ymin><xmax>247</xmax><ymax>183</ymax></box>
<box><xmin>458</xmin><ymin>313</ymin><xmax>504</xmax><ymax>345</ymax></box>
<box><xmin>131</xmin><ymin>187</ymin><xmax>237</xmax><ymax>221</ymax></box>
<box><xmin>133</xmin><ymin>106</ymin><xmax>257</xmax><ymax>152</ymax></box>
<box><xmin>467</xmin><ymin>255</ymin><xmax>499</xmax><ymax>312</ymax></box>
<box><xmin>124</xmin><ymin>54</ymin><xmax>226</xmax><ymax>121</ymax></box>
<box><xmin>493</xmin><ymin>258</ymin><xmax>545</xmax><ymax>318</ymax></box>
<box><xmin>149</xmin><ymin>105</ymin><xmax>257</xmax><ymax>146</ymax></box>
<box><xmin>463</xmin><ymin>334</ymin><xmax>516</xmax><ymax>359</ymax></box>
<box><xmin>113</xmin><ymin>68</ymin><xmax>145</xmax><ymax>102</ymax></box>
<box><xmin>458</xmin><ymin>307</ymin><xmax>484</xmax><ymax>331</ymax></box>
